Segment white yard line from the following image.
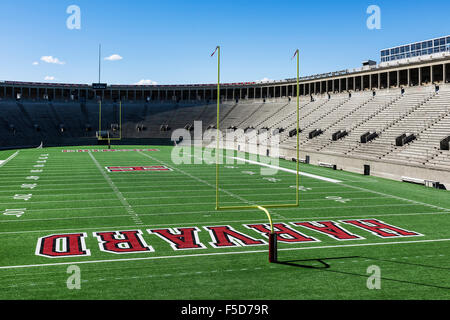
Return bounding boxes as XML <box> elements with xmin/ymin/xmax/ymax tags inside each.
<box><xmin>0</xmin><ymin>177</ymin><xmax>360</xmax><ymax>185</ymax></box>
<box><xmin>88</xmin><ymin>153</ymin><xmax>144</xmax><ymax>226</ymax></box>
<box><xmin>231</xmin><ymin>157</ymin><xmax>342</xmax><ymax>183</ymax></box>
<box><xmin>0</xmin><ymin>202</ymin><xmax>422</xmax><ymax>215</ymax></box>
<box><xmin>0</xmin><ymin>151</ymin><xmax>19</xmax><ymax>168</ymax></box>
<box><xmin>0</xmin><ymin>204</ymin><xmax>440</xmax><ymax>226</ymax></box>
<box><xmin>1</xmin><ymin>238</ymin><xmax>449</xmax><ymax>270</ymax></box>
<box><xmin>0</xmin><ymin>171</ymin><xmax>330</xmax><ymax>179</ymax></box>
<box><xmin>0</xmin><ymin>181</ymin><xmax>108</xmax><ymax>186</ymax></box>
<box><xmin>0</xmin><ymin>198</ymin><xmax>119</xmax><ymax>205</ymax></box>
<box><xmin>0</xmin><ymin>184</ymin><xmax>355</xmax><ymax>193</ymax></box>
<box><xmin>0</xmin><ymin>182</ymin><xmax>361</xmax><ymax>190</ymax></box>
<box><xmin>0</xmin><ymin>210</ymin><xmax>446</xmax><ymax>235</ymax></box>
<box><xmin>0</xmin><ymin>189</ymin><xmax>369</xmax><ymax>199</ymax></box>
<box><xmin>0</xmin><ymin>214</ymin><xmax>131</xmax><ymax>224</ymax></box>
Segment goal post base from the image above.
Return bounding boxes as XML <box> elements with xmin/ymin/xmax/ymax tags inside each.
<box><xmin>217</xmin><ymin>205</ymin><xmax>280</xmax><ymax>264</ymax></box>
<box><xmin>269</xmin><ymin>233</ymin><xmax>278</xmax><ymax>263</ymax></box>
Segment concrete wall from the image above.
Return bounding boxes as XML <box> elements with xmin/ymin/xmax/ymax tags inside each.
<box><xmin>280</xmin><ymin>147</ymin><xmax>450</xmax><ymax>189</ymax></box>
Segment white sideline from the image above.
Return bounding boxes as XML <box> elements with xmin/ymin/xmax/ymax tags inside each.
<box><xmin>0</xmin><ymin>210</ymin><xmax>446</xmax><ymax>235</ymax></box>
<box><xmin>0</xmin><ymin>238</ymin><xmax>449</xmax><ymax>270</ymax></box>
<box><xmin>231</xmin><ymin>157</ymin><xmax>342</xmax><ymax>183</ymax></box>
<box><xmin>0</xmin><ymin>151</ymin><xmax>19</xmax><ymax>168</ymax></box>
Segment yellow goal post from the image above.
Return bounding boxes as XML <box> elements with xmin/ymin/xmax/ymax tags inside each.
<box><xmin>98</xmin><ymin>100</ymin><xmax>122</xmax><ymax>141</ymax></box>
<box><xmin>211</xmin><ymin>47</ymin><xmax>301</xmax><ymax>262</ymax></box>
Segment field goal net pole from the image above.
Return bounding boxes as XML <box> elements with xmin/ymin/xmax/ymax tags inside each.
<box><xmin>107</xmin><ymin>131</ymin><xmax>111</xmax><ymax>149</ymax></box>
<box><xmin>98</xmin><ymin>100</ymin><xmax>122</xmax><ymax>142</ymax></box>
<box><xmin>212</xmin><ymin>47</ymin><xmax>301</xmax><ymax>263</ymax></box>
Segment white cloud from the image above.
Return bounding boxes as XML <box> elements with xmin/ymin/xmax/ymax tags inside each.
<box><xmin>135</xmin><ymin>79</ymin><xmax>158</xmax><ymax>85</ymax></box>
<box><xmin>40</xmin><ymin>56</ymin><xmax>65</xmax><ymax>65</ymax></box>
<box><xmin>32</xmin><ymin>62</ymin><xmax>39</xmax><ymax>66</ymax></box>
<box><xmin>44</xmin><ymin>76</ymin><xmax>55</xmax><ymax>81</ymax></box>
<box><xmin>256</xmin><ymin>77</ymin><xmax>273</xmax><ymax>83</ymax></box>
<box><xmin>104</xmin><ymin>54</ymin><xmax>123</xmax><ymax>61</ymax></box>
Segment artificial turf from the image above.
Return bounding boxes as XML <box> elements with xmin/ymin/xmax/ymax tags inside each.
<box><xmin>0</xmin><ymin>146</ymin><xmax>449</xmax><ymax>300</ymax></box>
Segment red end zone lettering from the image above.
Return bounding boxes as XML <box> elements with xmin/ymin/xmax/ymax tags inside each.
<box><xmin>204</xmin><ymin>226</ymin><xmax>267</xmax><ymax>248</ymax></box>
<box><xmin>245</xmin><ymin>223</ymin><xmax>319</xmax><ymax>243</ymax></box>
<box><xmin>148</xmin><ymin>227</ymin><xmax>206</xmax><ymax>251</ymax></box>
<box><xmin>33</xmin><ymin>219</ymin><xmax>424</xmax><ymax>259</ymax></box>
<box><xmin>106</xmin><ymin>166</ymin><xmax>172</xmax><ymax>172</ymax></box>
<box><xmin>94</xmin><ymin>230</ymin><xmax>154</xmax><ymax>254</ymax></box>
<box><xmin>341</xmin><ymin>219</ymin><xmax>423</xmax><ymax>238</ymax></box>
<box><xmin>35</xmin><ymin>233</ymin><xmax>90</xmax><ymax>258</ymax></box>
<box><xmin>293</xmin><ymin>221</ymin><xmax>364</xmax><ymax>241</ymax></box>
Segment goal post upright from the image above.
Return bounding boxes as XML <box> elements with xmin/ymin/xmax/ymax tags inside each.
<box><xmin>97</xmin><ymin>100</ymin><xmax>122</xmax><ymax>142</ymax></box>
<box><xmin>295</xmin><ymin>49</ymin><xmax>300</xmax><ymax>206</ymax></box>
<box><xmin>119</xmin><ymin>100</ymin><xmax>122</xmax><ymax>140</ymax></box>
<box><xmin>211</xmin><ymin>45</ymin><xmax>221</xmax><ymax>211</ymax></box>
<box><xmin>99</xmin><ymin>100</ymin><xmax>102</xmax><ymax>134</ymax></box>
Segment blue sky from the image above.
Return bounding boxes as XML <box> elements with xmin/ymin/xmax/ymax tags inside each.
<box><xmin>0</xmin><ymin>0</ymin><xmax>449</xmax><ymax>85</ymax></box>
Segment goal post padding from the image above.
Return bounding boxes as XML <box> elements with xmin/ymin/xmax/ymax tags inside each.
<box><xmin>269</xmin><ymin>233</ymin><xmax>278</xmax><ymax>263</ymax></box>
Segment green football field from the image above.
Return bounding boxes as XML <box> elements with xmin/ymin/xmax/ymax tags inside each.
<box><xmin>0</xmin><ymin>146</ymin><xmax>449</xmax><ymax>300</ymax></box>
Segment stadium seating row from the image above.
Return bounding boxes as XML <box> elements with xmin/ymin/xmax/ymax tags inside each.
<box><xmin>1</xmin><ymin>84</ymin><xmax>449</xmax><ymax>172</ymax></box>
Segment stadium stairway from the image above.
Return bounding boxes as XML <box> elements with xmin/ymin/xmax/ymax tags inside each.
<box><xmin>382</xmin><ymin>92</ymin><xmax>450</xmax><ymax>166</ymax></box>
<box><xmin>315</xmin><ymin>90</ymin><xmax>432</xmax><ymax>159</ymax></box>
<box><xmin>345</xmin><ymin>91</ymin><xmax>437</xmax><ymax>160</ymax></box>
<box><xmin>285</xmin><ymin>93</ymin><xmax>376</xmax><ymax>150</ymax></box>
<box><xmin>278</xmin><ymin>95</ymin><xmax>350</xmax><ymax>145</ymax></box>
<box><xmin>302</xmin><ymin>92</ymin><xmax>401</xmax><ymax>152</ymax></box>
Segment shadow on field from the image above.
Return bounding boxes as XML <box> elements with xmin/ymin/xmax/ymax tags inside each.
<box><xmin>276</xmin><ymin>256</ymin><xmax>359</xmax><ymax>269</ymax></box>
<box><xmin>276</xmin><ymin>256</ymin><xmax>450</xmax><ymax>290</ymax></box>
<box><xmin>360</xmin><ymin>256</ymin><xmax>450</xmax><ymax>271</ymax></box>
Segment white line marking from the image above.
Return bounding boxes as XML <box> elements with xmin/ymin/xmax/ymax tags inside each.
<box><xmin>137</xmin><ymin>151</ymin><xmax>287</xmax><ymax>220</ymax></box>
<box><xmin>231</xmin><ymin>157</ymin><xmax>342</xmax><ymax>183</ymax></box>
<box><xmin>0</xmin><ymin>210</ymin><xmax>446</xmax><ymax>235</ymax></box>
<box><xmin>0</xmin><ymin>176</ymin><xmax>357</xmax><ymax>185</ymax></box>
<box><xmin>0</xmin><ymin>238</ymin><xmax>449</xmax><ymax>270</ymax></box>
<box><xmin>0</xmin><ymin>209</ymin><xmax>445</xmax><ymax>226</ymax></box>
<box><xmin>0</xmin><ymin>189</ymin><xmax>369</xmax><ymax>200</ymax></box>
<box><xmin>233</xmin><ymin>157</ymin><xmax>449</xmax><ymax>212</ymax></box>
<box><xmin>0</xmin><ymin>151</ymin><xmax>19</xmax><ymax>168</ymax></box>
<box><xmin>0</xmin><ymin>183</ymin><xmax>347</xmax><ymax>192</ymax></box>
<box><xmin>88</xmin><ymin>152</ymin><xmax>144</xmax><ymax>225</ymax></box>
<box><xmin>340</xmin><ymin>182</ymin><xmax>450</xmax><ymax>212</ymax></box>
